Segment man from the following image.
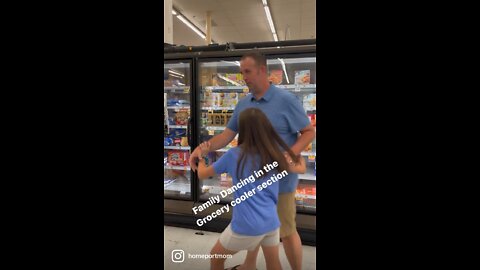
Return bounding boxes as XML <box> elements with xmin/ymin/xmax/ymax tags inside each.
<box><xmin>189</xmin><ymin>52</ymin><xmax>316</xmax><ymax>270</ymax></box>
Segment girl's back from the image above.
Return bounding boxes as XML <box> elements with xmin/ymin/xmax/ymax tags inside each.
<box><xmin>212</xmin><ymin>147</ymin><xmax>280</xmax><ymax>236</ymax></box>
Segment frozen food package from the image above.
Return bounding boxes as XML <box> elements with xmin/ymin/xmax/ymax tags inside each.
<box><xmin>303</xmin><ymin>94</ymin><xmax>316</xmax><ymax>108</ymax></box>
<box><xmin>295</xmin><ymin>70</ymin><xmax>311</xmax><ymax>85</ymax></box>
<box><xmin>223</xmin><ymin>92</ymin><xmax>238</xmax><ymax>107</ymax></box>
<box><xmin>268</xmin><ymin>70</ymin><xmax>283</xmax><ymax>85</ymax></box>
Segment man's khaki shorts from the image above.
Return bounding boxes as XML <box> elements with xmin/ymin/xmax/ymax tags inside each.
<box><xmin>277</xmin><ymin>191</ymin><xmax>297</xmax><ymax>238</ymax></box>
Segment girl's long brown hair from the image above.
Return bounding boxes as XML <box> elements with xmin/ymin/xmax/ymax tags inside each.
<box><xmin>236</xmin><ymin>108</ymin><xmax>300</xmax><ymax>180</ymax></box>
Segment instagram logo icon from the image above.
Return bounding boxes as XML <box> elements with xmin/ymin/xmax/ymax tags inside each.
<box><xmin>171</xmin><ymin>249</ymin><xmax>184</xmax><ymax>263</ymax></box>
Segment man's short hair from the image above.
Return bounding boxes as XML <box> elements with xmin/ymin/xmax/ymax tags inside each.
<box><xmin>241</xmin><ymin>51</ymin><xmax>267</xmax><ymax>67</ymax></box>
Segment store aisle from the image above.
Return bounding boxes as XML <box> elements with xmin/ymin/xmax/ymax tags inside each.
<box><xmin>164</xmin><ymin>225</ymin><xmax>316</xmax><ymax>270</ymax></box>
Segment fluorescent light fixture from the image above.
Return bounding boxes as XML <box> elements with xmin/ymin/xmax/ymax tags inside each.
<box><xmin>177</xmin><ymin>15</ymin><xmax>206</xmax><ymax>39</ymax></box>
<box><xmin>264</xmin><ymin>6</ymin><xmax>276</xmax><ymax>35</ymax></box>
<box><xmin>262</xmin><ymin>0</ymin><xmax>268</xmax><ymax>5</ymax></box>
<box><xmin>169</xmin><ymin>73</ymin><xmax>184</xmax><ymax>79</ymax></box>
<box><xmin>273</xmin><ymin>33</ymin><xmax>278</xmax><ymax>41</ymax></box>
<box><xmin>278</xmin><ymin>58</ymin><xmax>290</xmax><ymax>84</ymax></box>
<box><xmin>168</xmin><ymin>69</ymin><xmax>184</xmax><ymax>77</ymax></box>
<box><xmin>172</xmin><ymin>9</ymin><xmax>177</xmax><ymax>15</ymax></box>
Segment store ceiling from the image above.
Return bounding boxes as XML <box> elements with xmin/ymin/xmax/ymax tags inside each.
<box><xmin>171</xmin><ymin>0</ymin><xmax>316</xmax><ymax>46</ymax></box>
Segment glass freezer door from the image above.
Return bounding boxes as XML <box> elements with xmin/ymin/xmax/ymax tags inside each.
<box><xmin>267</xmin><ymin>56</ymin><xmax>317</xmax><ymax>214</ymax></box>
<box><xmin>164</xmin><ymin>60</ymin><xmax>193</xmax><ymax>200</ymax></box>
<box><xmin>197</xmin><ymin>59</ymin><xmax>245</xmax><ymax>203</ymax></box>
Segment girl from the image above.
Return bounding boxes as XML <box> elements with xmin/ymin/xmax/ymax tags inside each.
<box><xmin>197</xmin><ymin>108</ymin><xmax>306</xmax><ymax>270</ymax></box>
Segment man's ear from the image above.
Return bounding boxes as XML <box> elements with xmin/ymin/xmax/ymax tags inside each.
<box><xmin>260</xmin><ymin>65</ymin><xmax>267</xmax><ymax>74</ymax></box>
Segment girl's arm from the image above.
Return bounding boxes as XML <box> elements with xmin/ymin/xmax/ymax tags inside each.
<box><xmin>197</xmin><ymin>142</ymin><xmax>217</xmax><ymax>179</ymax></box>
<box><xmin>285</xmin><ymin>153</ymin><xmax>307</xmax><ymax>174</ymax></box>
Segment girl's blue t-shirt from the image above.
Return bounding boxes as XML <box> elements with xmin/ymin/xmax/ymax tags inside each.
<box><xmin>212</xmin><ymin>147</ymin><xmax>280</xmax><ymax>236</ymax></box>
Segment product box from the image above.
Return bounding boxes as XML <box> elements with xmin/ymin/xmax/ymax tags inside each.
<box><xmin>174</xmin><ymin>110</ymin><xmax>189</xmax><ymax>125</ymax></box>
<box><xmin>167</xmin><ymin>151</ymin><xmax>189</xmax><ymax>166</ymax></box>
<box><xmin>295</xmin><ymin>70</ymin><xmax>311</xmax><ymax>85</ymax></box>
<box><xmin>268</xmin><ymin>70</ymin><xmax>283</xmax><ymax>85</ymax></box>
<box><xmin>223</xmin><ymin>92</ymin><xmax>238</xmax><ymax>107</ymax></box>
<box><xmin>303</xmin><ymin>94</ymin><xmax>316</xmax><ymax>108</ymax></box>
<box><xmin>308</xmin><ymin>114</ymin><xmax>316</xmax><ymax>127</ymax></box>
<box><xmin>226</xmin><ymin>73</ymin><xmax>245</xmax><ymax>86</ymax></box>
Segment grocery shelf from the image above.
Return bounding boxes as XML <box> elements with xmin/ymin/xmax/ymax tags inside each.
<box><xmin>202</xmin><ymin>106</ymin><xmax>235</xmax><ymax>111</ymax></box>
<box><xmin>168</xmin><ymin>125</ymin><xmax>188</xmax><ymax>129</ymax></box>
<box><xmin>304</xmin><ymin>107</ymin><xmax>316</xmax><ymax>111</ymax></box>
<box><xmin>296</xmin><ymin>194</ymin><xmax>316</xmax><ymax>199</ymax></box>
<box><xmin>301</xmin><ymin>151</ymin><xmax>316</xmax><ymax>156</ymax></box>
<box><xmin>205</xmin><ymin>126</ymin><xmax>226</xmax><ymax>131</ymax></box>
<box><xmin>203</xmin><ymin>86</ymin><xmax>246</xmax><ymax>91</ymax></box>
<box><xmin>167</xmin><ymin>106</ymin><xmax>190</xmax><ymax>110</ymax></box>
<box><xmin>164</xmin><ymin>146</ymin><xmax>191</xmax><ymax>150</ymax></box>
<box><xmin>164</xmin><ymin>165</ymin><xmax>191</xmax><ymax>171</ymax></box>
<box><xmin>299</xmin><ymin>173</ymin><xmax>316</xmax><ymax>181</ymax></box>
<box><xmin>164</xmin><ymin>86</ymin><xmax>190</xmax><ymax>93</ymax></box>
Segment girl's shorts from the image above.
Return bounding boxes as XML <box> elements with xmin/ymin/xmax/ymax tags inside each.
<box><xmin>219</xmin><ymin>224</ymin><xmax>280</xmax><ymax>251</ymax></box>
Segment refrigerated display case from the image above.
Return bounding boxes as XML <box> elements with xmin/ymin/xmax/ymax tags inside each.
<box><xmin>164</xmin><ymin>60</ymin><xmax>193</xmax><ymax>200</ymax></box>
<box><xmin>164</xmin><ymin>41</ymin><xmax>317</xmax><ymax>245</ymax></box>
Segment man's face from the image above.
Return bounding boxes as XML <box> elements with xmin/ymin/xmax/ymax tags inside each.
<box><xmin>240</xmin><ymin>57</ymin><xmax>265</xmax><ymax>92</ymax></box>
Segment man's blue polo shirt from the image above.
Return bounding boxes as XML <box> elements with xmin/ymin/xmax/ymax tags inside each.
<box><xmin>226</xmin><ymin>84</ymin><xmax>311</xmax><ymax>193</ymax></box>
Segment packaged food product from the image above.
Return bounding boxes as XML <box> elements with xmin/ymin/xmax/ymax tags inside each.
<box><xmin>295</xmin><ymin>70</ymin><xmax>311</xmax><ymax>85</ymax></box>
<box><xmin>180</xmin><ymin>137</ymin><xmax>188</xmax><ymax>146</ymax></box>
<box><xmin>308</xmin><ymin>114</ymin><xmax>316</xmax><ymax>127</ymax></box>
<box><xmin>268</xmin><ymin>70</ymin><xmax>283</xmax><ymax>85</ymax></box>
<box><xmin>175</xmin><ymin>110</ymin><xmax>189</xmax><ymax>125</ymax></box>
<box><xmin>223</xmin><ymin>93</ymin><xmax>238</xmax><ymax>107</ymax></box>
<box><xmin>303</xmin><ymin>94</ymin><xmax>316</xmax><ymax>108</ymax></box>
<box><xmin>167</xmin><ymin>151</ymin><xmax>189</xmax><ymax>166</ymax></box>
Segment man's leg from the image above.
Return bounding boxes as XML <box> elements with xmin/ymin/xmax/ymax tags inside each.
<box><xmin>277</xmin><ymin>192</ymin><xmax>302</xmax><ymax>270</ymax></box>
<box><xmin>281</xmin><ymin>230</ymin><xmax>302</xmax><ymax>270</ymax></box>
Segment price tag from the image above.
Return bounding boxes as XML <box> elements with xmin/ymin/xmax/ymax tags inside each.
<box><xmin>184</xmin><ymin>86</ymin><xmax>190</xmax><ymax>93</ymax></box>
<box><xmin>294</xmin><ymin>84</ymin><xmax>301</xmax><ymax>92</ymax></box>
<box><xmin>243</xmin><ymin>87</ymin><xmax>249</xmax><ymax>93</ymax></box>
<box><xmin>208</xmin><ymin>129</ymin><xmax>215</xmax><ymax>135</ymax></box>
<box><xmin>308</xmin><ymin>155</ymin><xmax>315</xmax><ymax>162</ymax></box>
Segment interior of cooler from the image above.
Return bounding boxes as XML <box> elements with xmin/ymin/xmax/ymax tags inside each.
<box><xmin>267</xmin><ymin>56</ymin><xmax>317</xmax><ymax>212</ymax></box>
<box><xmin>198</xmin><ymin>60</ymin><xmax>245</xmax><ymax>203</ymax></box>
<box><xmin>164</xmin><ymin>61</ymin><xmax>192</xmax><ymax>199</ymax></box>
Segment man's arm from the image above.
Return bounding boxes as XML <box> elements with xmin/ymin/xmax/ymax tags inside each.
<box><xmin>188</xmin><ymin>128</ymin><xmax>237</xmax><ymax>171</ymax></box>
<box><xmin>289</xmin><ymin>124</ymin><xmax>316</xmax><ymax>156</ymax></box>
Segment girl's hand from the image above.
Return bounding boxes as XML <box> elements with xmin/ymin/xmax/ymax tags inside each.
<box><xmin>199</xmin><ymin>141</ymin><xmax>211</xmax><ymax>157</ymax></box>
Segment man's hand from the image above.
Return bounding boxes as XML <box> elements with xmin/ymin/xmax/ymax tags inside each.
<box><xmin>199</xmin><ymin>142</ymin><xmax>211</xmax><ymax>157</ymax></box>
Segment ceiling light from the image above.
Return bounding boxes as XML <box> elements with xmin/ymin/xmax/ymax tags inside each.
<box><xmin>176</xmin><ymin>15</ymin><xmax>206</xmax><ymax>39</ymax></box>
<box><xmin>172</xmin><ymin>10</ymin><xmax>177</xmax><ymax>15</ymax></box>
<box><xmin>264</xmin><ymin>6</ymin><xmax>276</xmax><ymax>35</ymax></box>
<box><xmin>262</xmin><ymin>0</ymin><xmax>268</xmax><ymax>5</ymax></box>
<box><xmin>273</xmin><ymin>33</ymin><xmax>278</xmax><ymax>42</ymax></box>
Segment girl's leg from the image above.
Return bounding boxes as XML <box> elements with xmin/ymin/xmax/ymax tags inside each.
<box><xmin>210</xmin><ymin>239</ymin><xmax>238</xmax><ymax>270</ymax></box>
<box><xmin>237</xmin><ymin>244</ymin><xmax>260</xmax><ymax>270</ymax></box>
<box><xmin>261</xmin><ymin>245</ymin><xmax>282</xmax><ymax>270</ymax></box>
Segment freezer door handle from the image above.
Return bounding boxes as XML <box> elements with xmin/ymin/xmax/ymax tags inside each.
<box><xmin>187</xmin><ymin>117</ymin><xmax>192</xmax><ymax>147</ymax></box>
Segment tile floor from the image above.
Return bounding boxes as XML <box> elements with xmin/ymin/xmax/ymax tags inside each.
<box><xmin>164</xmin><ymin>225</ymin><xmax>316</xmax><ymax>270</ymax></box>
